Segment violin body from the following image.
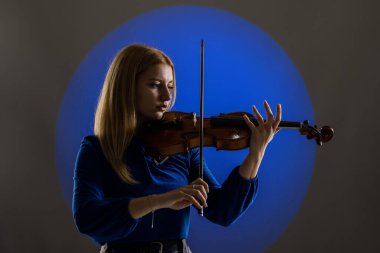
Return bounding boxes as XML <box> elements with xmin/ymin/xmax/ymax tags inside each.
<box><xmin>139</xmin><ymin>111</ymin><xmax>334</xmax><ymax>157</ymax></box>
<box><xmin>140</xmin><ymin>111</ymin><xmax>251</xmax><ymax>157</ymax></box>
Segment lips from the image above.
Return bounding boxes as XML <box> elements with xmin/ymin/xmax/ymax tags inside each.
<box><xmin>156</xmin><ymin>105</ymin><xmax>168</xmax><ymax>111</ymax></box>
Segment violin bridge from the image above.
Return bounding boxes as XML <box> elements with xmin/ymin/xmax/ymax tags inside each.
<box><xmin>192</xmin><ymin>112</ymin><xmax>197</xmax><ymax>128</ymax></box>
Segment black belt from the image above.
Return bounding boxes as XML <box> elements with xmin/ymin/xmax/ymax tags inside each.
<box><xmin>101</xmin><ymin>239</ymin><xmax>186</xmax><ymax>253</ymax></box>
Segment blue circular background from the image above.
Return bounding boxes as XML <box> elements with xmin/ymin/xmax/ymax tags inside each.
<box><xmin>56</xmin><ymin>5</ymin><xmax>316</xmax><ymax>253</ymax></box>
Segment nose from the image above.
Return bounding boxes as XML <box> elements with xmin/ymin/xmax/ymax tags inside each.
<box><xmin>160</xmin><ymin>86</ymin><xmax>172</xmax><ymax>101</ymax></box>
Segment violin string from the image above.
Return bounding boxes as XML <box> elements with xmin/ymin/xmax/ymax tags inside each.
<box><xmin>199</xmin><ymin>39</ymin><xmax>204</xmax><ymax>217</ymax></box>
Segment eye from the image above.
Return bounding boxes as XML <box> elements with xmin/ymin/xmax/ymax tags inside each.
<box><xmin>149</xmin><ymin>83</ymin><xmax>160</xmax><ymax>88</ymax></box>
<box><xmin>167</xmin><ymin>85</ymin><xmax>174</xmax><ymax>90</ymax></box>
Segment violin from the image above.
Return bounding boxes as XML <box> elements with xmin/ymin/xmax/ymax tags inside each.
<box><xmin>140</xmin><ymin>111</ymin><xmax>334</xmax><ymax>157</ymax></box>
<box><xmin>142</xmin><ymin>40</ymin><xmax>334</xmax><ymax>216</ymax></box>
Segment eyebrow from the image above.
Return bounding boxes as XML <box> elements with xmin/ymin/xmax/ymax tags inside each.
<box><xmin>147</xmin><ymin>78</ymin><xmax>173</xmax><ymax>83</ymax></box>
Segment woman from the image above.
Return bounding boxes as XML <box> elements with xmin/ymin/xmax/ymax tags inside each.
<box><xmin>72</xmin><ymin>44</ymin><xmax>281</xmax><ymax>253</ymax></box>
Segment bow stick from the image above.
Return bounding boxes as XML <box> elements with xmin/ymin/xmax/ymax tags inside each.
<box><xmin>199</xmin><ymin>39</ymin><xmax>204</xmax><ymax>216</ymax></box>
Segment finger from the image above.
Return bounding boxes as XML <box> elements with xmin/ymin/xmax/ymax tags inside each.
<box><xmin>191</xmin><ymin>188</ymin><xmax>208</xmax><ymax>207</ymax></box>
<box><xmin>243</xmin><ymin>114</ymin><xmax>257</xmax><ymax>130</ymax></box>
<box><xmin>185</xmin><ymin>183</ymin><xmax>207</xmax><ymax>199</ymax></box>
<box><xmin>183</xmin><ymin>188</ymin><xmax>208</xmax><ymax>207</ymax></box>
<box><xmin>275</xmin><ymin>128</ymin><xmax>281</xmax><ymax>134</ymax></box>
<box><xmin>192</xmin><ymin>178</ymin><xmax>210</xmax><ymax>193</ymax></box>
<box><xmin>273</xmin><ymin>104</ymin><xmax>282</xmax><ymax>129</ymax></box>
<box><xmin>264</xmin><ymin>100</ymin><xmax>274</xmax><ymax>123</ymax></box>
<box><xmin>179</xmin><ymin>191</ymin><xmax>203</xmax><ymax>209</ymax></box>
<box><xmin>191</xmin><ymin>184</ymin><xmax>208</xmax><ymax>200</ymax></box>
<box><xmin>252</xmin><ymin>105</ymin><xmax>264</xmax><ymax>126</ymax></box>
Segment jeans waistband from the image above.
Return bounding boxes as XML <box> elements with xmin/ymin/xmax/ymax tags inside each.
<box><xmin>100</xmin><ymin>239</ymin><xmax>186</xmax><ymax>253</ymax></box>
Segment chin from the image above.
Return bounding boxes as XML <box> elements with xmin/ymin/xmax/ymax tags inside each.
<box><xmin>150</xmin><ymin>111</ymin><xmax>164</xmax><ymax>120</ymax></box>
<box><xmin>156</xmin><ymin>112</ymin><xmax>165</xmax><ymax>120</ymax></box>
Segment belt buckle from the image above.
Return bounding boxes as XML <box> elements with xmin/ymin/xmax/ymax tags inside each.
<box><xmin>150</xmin><ymin>241</ymin><xmax>163</xmax><ymax>253</ymax></box>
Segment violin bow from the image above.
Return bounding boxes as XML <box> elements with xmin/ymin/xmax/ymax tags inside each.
<box><xmin>199</xmin><ymin>39</ymin><xmax>204</xmax><ymax>216</ymax></box>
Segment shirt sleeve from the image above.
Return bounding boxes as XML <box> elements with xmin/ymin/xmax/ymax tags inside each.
<box><xmin>72</xmin><ymin>137</ymin><xmax>139</xmax><ymax>243</ymax></box>
<box><xmin>188</xmin><ymin>148</ymin><xmax>259</xmax><ymax>227</ymax></box>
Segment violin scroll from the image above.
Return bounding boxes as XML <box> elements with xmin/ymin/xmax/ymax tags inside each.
<box><xmin>300</xmin><ymin>120</ymin><xmax>334</xmax><ymax>146</ymax></box>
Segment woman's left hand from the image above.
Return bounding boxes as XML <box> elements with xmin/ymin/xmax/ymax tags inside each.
<box><xmin>243</xmin><ymin>100</ymin><xmax>282</xmax><ymax>164</ymax></box>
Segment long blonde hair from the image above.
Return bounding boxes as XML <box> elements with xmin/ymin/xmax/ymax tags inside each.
<box><xmin>94</xmin><ymin>44</ymin><xmax>176</xmax><ymax>184</ymax></box>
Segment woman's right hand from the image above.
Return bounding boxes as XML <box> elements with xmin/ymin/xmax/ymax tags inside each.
<box><xmin>157</xmin><ymin>178</ymin><xmax>209</xmax><ymax>210</ymax></box>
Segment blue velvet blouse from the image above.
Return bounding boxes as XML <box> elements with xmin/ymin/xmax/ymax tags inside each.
<box><xmin>72</xmin><ymin>135</ymin><xmax>258</xmax><ymax>245</ymax></box>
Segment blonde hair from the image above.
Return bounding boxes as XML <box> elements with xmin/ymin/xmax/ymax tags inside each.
<box><xmin>94</xmin><ymin>44</ymin><xmax>176</xmax><ymax>184</ymax></box>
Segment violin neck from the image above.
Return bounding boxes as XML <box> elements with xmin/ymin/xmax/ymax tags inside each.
<box><xmin>211</xmin><ymin>117</ymin><xmax>302</xmax><ymax>129</ymax></box>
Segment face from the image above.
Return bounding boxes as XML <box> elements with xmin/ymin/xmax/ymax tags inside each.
<box><xmin>135</xmin><ymin>63</ymin><xmax>174</xmax><ymax>123</ymax></box>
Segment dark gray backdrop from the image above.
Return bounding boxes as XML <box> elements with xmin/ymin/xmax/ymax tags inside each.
<box><xmin>1</xmin><ymin>0</ymin><xmax>379</xmax><ymax>252</ymax></box>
